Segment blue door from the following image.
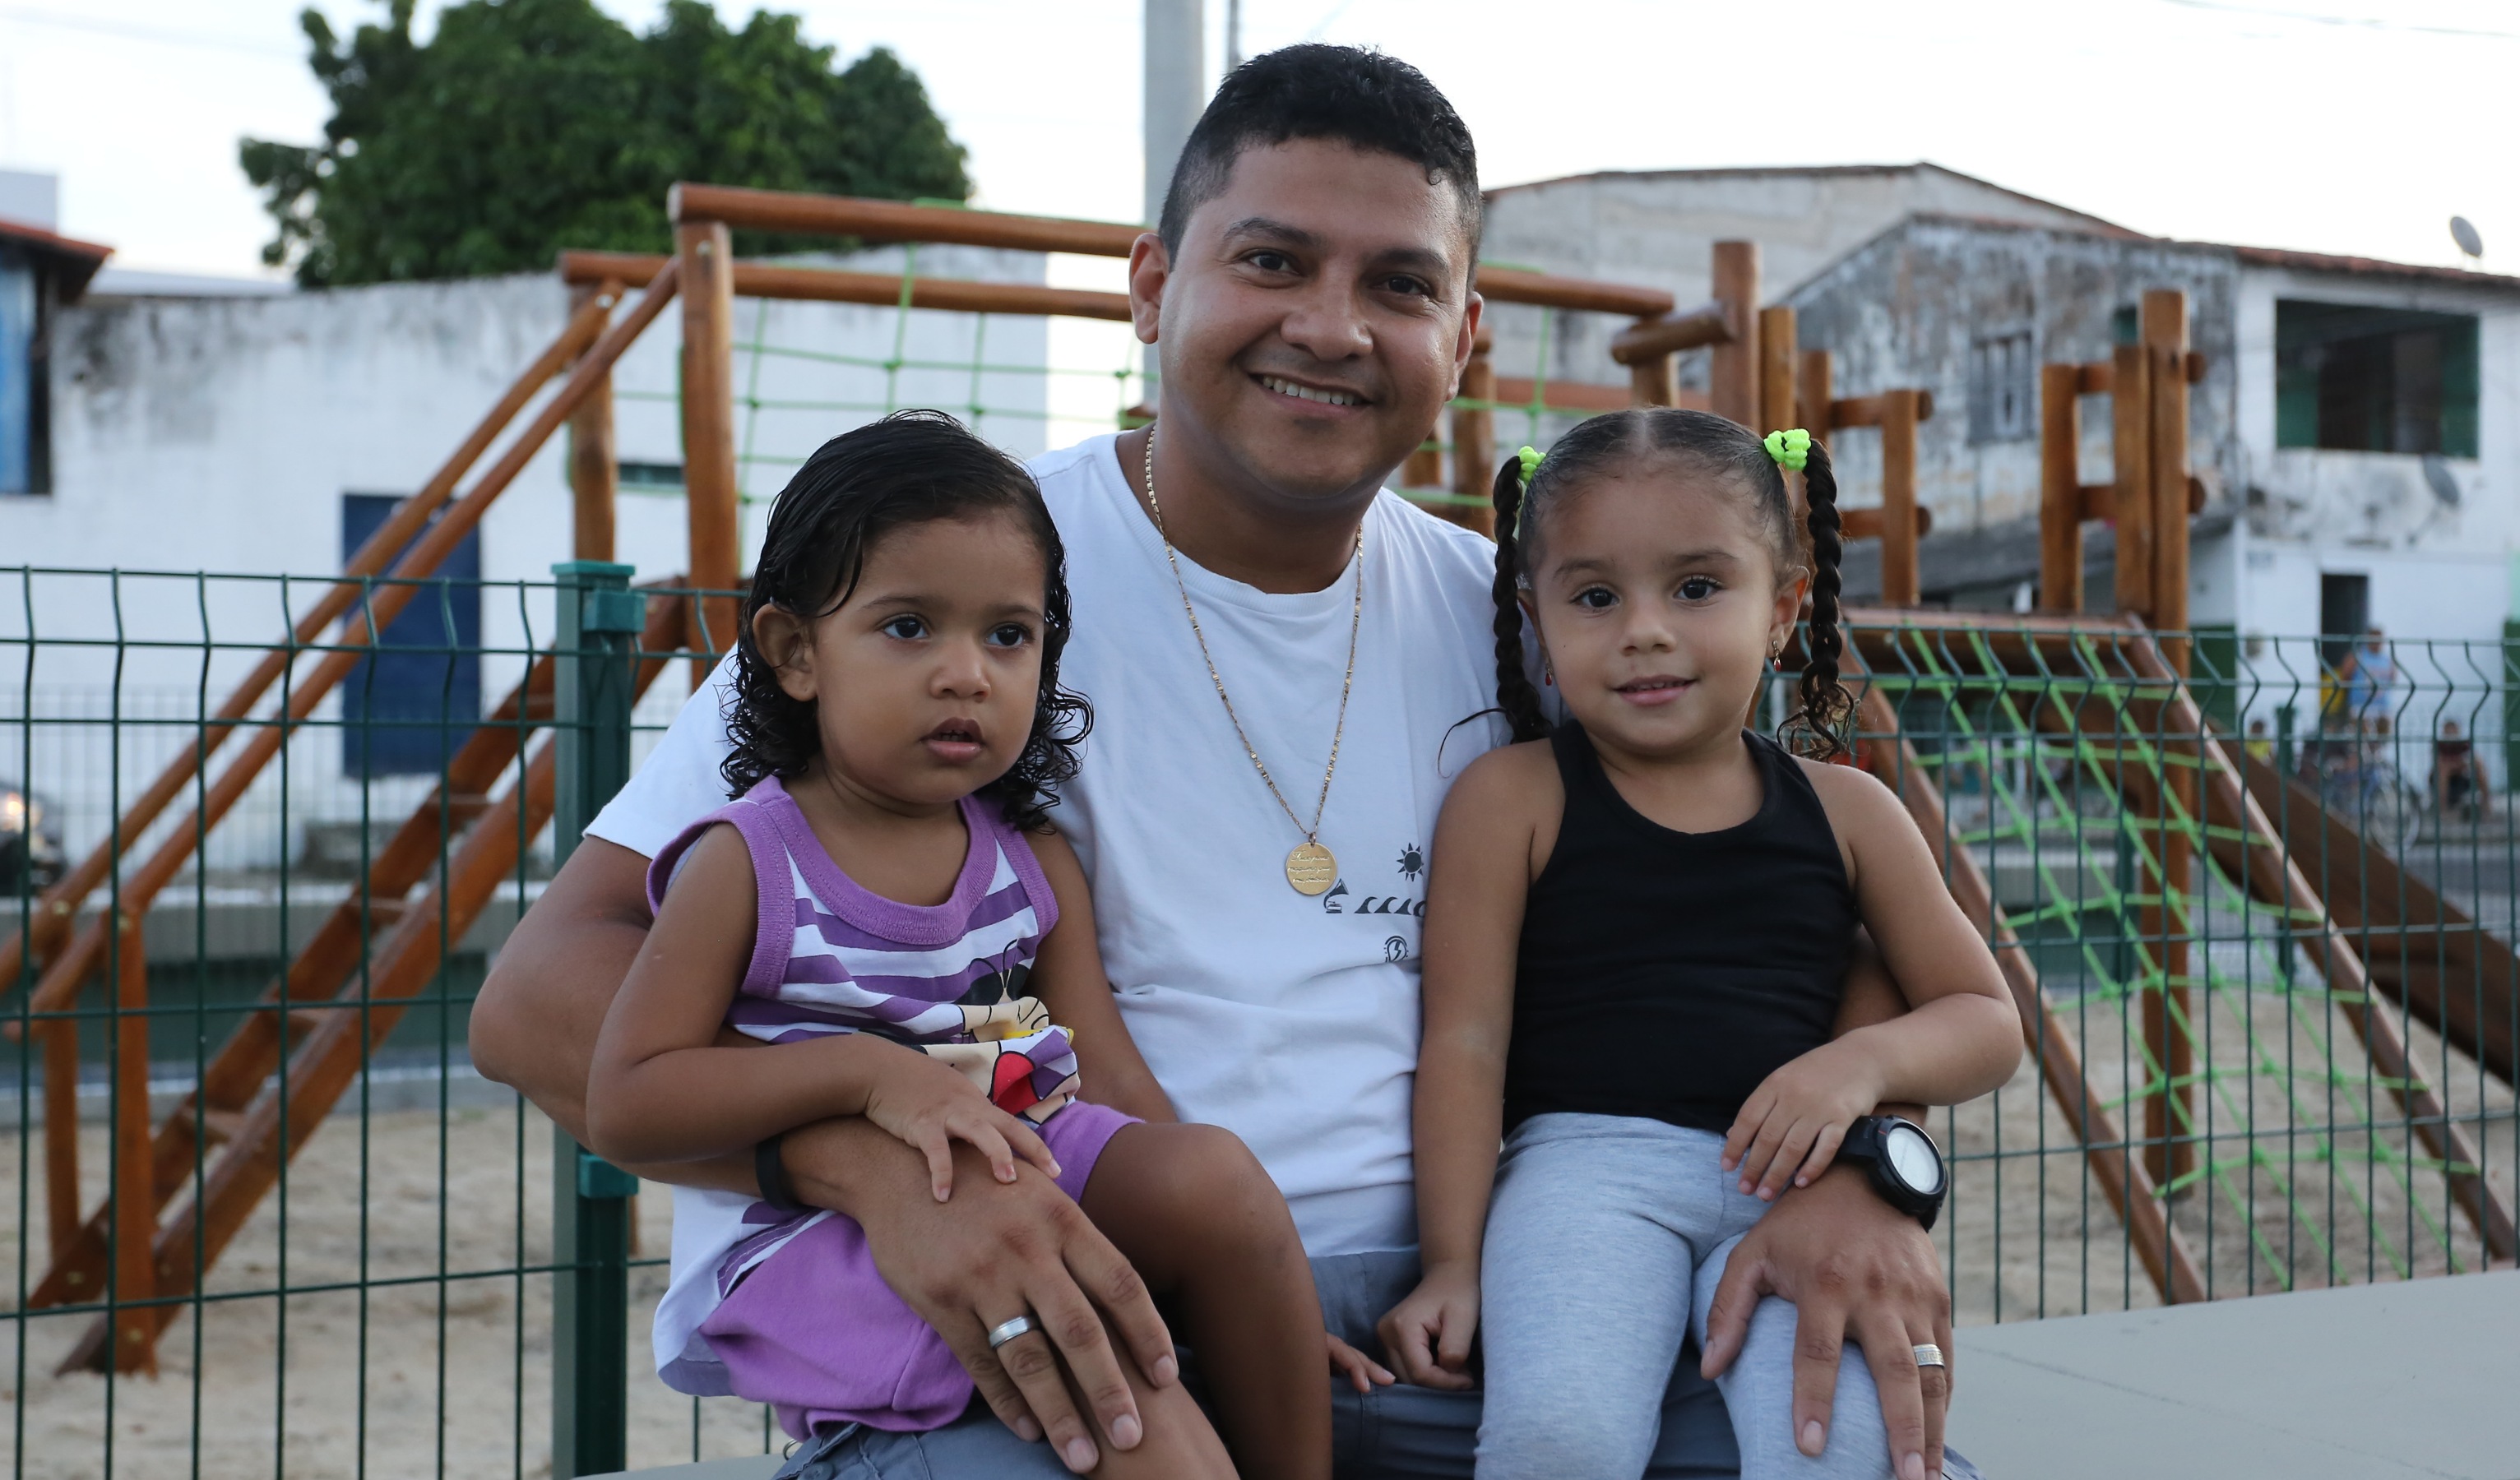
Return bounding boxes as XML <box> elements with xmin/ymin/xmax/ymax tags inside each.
<box><xmin>340</xmin><ymin>494</ymin><xmax>481</xmax><ymax>777</ymax></box>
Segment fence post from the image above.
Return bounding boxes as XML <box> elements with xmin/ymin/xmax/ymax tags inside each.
<box><xmin>549</xmin><ymin>559</ymin><xmax>643</xmax><ymax>1478</ymax></box>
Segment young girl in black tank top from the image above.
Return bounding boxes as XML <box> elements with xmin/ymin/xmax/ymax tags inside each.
<box><xmin>1378</xmin><ymin>412</ymin><xmax>2021</xmax><ymax>1480</ymax></box>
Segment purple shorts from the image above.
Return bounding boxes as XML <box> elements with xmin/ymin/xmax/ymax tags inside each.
<box><xmin>699</xmin><ymin>1099</ymin><xmax>1138</xmax><ymax>1439</ymax></box>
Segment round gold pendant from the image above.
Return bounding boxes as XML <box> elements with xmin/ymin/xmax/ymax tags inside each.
<box><xmin>1285</xmin><ymin>841</ymin><xmax>1337</xmax><ymax>895</ymax></box>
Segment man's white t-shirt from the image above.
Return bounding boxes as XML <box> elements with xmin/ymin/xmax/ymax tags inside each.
<box><xmin>586</xmin><ymin>433</ymin><xmax>1507</xmax><ymax>1256</ymax></box>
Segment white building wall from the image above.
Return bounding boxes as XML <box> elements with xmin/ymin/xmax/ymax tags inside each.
<box><xmin>0</xmin><ymin>245</ymin><xmax>1051</xmax><ymax>868</ymax></box>
<box><xmin>2230</xmin><ymin>263</ymin><xmax>2520</xmax><ymax>648</ymax></box>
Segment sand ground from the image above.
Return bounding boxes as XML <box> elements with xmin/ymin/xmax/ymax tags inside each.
<box><xmin>1</xmin><ymin>990</ymin><xmax>2510</xmax><ymax>1478</ymax></box>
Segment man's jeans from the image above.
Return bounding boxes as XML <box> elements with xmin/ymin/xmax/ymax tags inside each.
<box><xmin>772</xmin><ymin>1248</ymin><xmax>1743</xmax><ymax>1479</ymax></box>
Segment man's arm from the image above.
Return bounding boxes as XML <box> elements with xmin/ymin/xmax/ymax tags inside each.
<box><xmin>470</xmin><ymin>837</ymin><xmax>1175</xmax><ymax>1474</ymax></box>
<box><xmin>1700</xmin><ymin>932</ymin><xmax>1954</xmax><ymax>1480</ymax></box>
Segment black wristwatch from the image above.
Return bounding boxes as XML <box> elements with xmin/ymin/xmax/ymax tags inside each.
<box><xmin>1835</xmin><ymin>1116</ymin><xmax>1947</xmax><ymax>1230</ymax></box>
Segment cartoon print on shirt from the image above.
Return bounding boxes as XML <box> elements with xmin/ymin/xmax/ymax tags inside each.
<box><xmin>1396</xmin><ymin>842</ymin><xmax>1425</xmax><ymax>881</ymax></box>
<box><xmin>1322</xmin><ymin>878</ymin><xmax>1350</xmax><ymax>913</ymax></box>
<box><xmin>1383</xmin><ymin>935</ymin><xmax>1409</xmax><ymax>963</ymax></box>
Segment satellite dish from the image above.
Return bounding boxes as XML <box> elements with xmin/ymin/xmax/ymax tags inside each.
<box><xmin>2450</xmin><ymin>215</ymin><xmax>2485</xmax><ymax>259</ymax></box>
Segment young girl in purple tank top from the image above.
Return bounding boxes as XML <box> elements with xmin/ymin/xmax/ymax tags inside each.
<box><xmin>584</xmin><ymin>412</ymin><xmax>1332</xmax><ymax>1480</ymax></box>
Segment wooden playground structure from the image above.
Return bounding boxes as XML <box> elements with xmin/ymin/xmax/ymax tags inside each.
<box><xmin>3</xmin><ymin>183</ymin><xmax>2513</xmax><ymax>1375</ymax></box>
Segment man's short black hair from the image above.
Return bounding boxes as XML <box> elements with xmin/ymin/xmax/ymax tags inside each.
<box><xmin>1157</xmin><ymin>45</ymin><xmax>1480</xmax><ymax>261</ymax></box>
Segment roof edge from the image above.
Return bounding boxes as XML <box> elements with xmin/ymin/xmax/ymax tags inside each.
<box><xmin>0</xmin><ymin>215</ymin><xmax>115</xmax><ymax>302</ymax></box>
<box><xmin>1482</xmin><ymin>160</ymin><xmax>2128</xmax><ymax>234</ymax></box>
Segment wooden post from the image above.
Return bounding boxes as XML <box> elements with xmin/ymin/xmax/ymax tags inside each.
<box><xmin>43</xmin><ymin>1015</ymin><xmax>78</xmax><ymax>1269</ymax></box>
<box><xmin>1450</xmin><ymin>347</ymin><xmax>1497</xmax><ymax>536</ymax></box>
<box><xmin>676</xmin><ymin>220</ymin><xmax>740</xmax><ymax>668</ymax></box>
<box><xmin>1878</xmin><ymin>388</ymin><xmax>1920</xmax><ymax>605</ymax></box>
<box><xmin>1629</xmin><ymin>353</ymin><xmax>1675</xmax><ymax>409</ymax></box>
<box><xmin>1795</xmin><ymin>349</ymin><xmax>1834</xmax><ymax>437</ymax></box>
<box><xmin>2145</xmin><ymin>290</ymin><xmax>2193</xmax><ymax>664</ymax></box>
<box><xmin>1402</xmin><ymin>445</ymin><xmax>1443</xmax><ymax>491</ymax></box>
<box><xmin>2141</xmin><ymin>289</ymin><xmax>2195</xmax><ymax>1190</ymax></box>
<box><xmin>2110</xmin><ymin>341</ymin><xmax>2155</xmax><ymax>620</ymax></box>
<box><xmin>2039</xmin><ymin>362</ymin><xmax>2084</xmax><ymax>613</ymax></box>
<box><xmin>109</xmin><ymin>916</ymin><xmax>155</xmax><ymax>1372</ymax></box>
<box><xmin>1709</xmin><ymin>241</ymin><xmax>1760</xmax><ymax>428</ymax></box>
<box><xmin>567</xmin><ymin>283</ymin><xmax>622</xmax><ymax>563</ymax></box>
<box><xmin>1758</xmin><ymin>305</ymin><xmax>1797</xmax><ymax>434</ymax></box>
<box><xmin>1786</xmin><ymin>348</ymin><xmax>1837</xmax><ymax>538</ymax></box>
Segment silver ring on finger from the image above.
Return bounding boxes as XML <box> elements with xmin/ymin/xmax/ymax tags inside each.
<box><xmin>986</xmin><ymin>1315</ymin><xmax>1038</xmax><ymax>1351</ymax></box>
<box><xmin>1911</xmin><ymin>1342</ymin><xmax>1946</xmax><ymax>1370</ymax></box>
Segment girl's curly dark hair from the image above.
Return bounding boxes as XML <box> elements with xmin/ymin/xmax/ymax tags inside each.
<box><xmin>721</xmin><ymin>409</ymin><xmax>1091</xmax><ymax>830</ymax></box>
<box><xmin>1491</xmin><ymin>408</ymin><xmax>1853</xmax><ymax>759</ymax></box>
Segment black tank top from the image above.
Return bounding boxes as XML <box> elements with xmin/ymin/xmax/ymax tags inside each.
<box><xmin>1503</xmin><ymin>724</ymin><xmax>1858</xmax><ymax>1134</ymax></box>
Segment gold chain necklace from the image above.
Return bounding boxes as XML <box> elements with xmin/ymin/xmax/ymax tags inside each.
<box><xmin>1142</xmin><ymin>430</ymin><xmax>1362</xmax><ymax>895</ymax></box>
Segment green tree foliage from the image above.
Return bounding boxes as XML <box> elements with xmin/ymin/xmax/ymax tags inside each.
<box><xmin>241</xmin><ymin>0</ymin><xmax>971</xmax><ymax>285</ymax></box>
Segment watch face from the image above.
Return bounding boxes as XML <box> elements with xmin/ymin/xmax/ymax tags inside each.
<box><xmin>1883</xmin><ymin>1123</ymin><xmax>1945</xmax><ymax>1196</ymax></box>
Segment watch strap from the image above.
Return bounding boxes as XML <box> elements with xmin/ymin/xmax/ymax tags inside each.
<box><xmin>755</xmin><ymin>1131</ymin><xmax>809</xmax><ymax>1216</ymax></box>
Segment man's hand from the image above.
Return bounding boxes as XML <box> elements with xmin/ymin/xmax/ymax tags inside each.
<box><xmin>1700</xmin><ymin>1165</ymin><xmax>1950</xmax><ymax>1480</ymax></box>
<box><xmin>785</xmin><ymin>1119</ymin><xmax>1175</xmax><ymax>1475</ymax></box>
<box><xmin>1373</xmin><ymin>1259</ymin><xmax>1480</xmax><ymax>1391</ymax></box>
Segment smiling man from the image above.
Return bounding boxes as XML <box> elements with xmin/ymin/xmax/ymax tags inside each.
<box><xmin>472</xmin><ymin>44</ymin><xmax>1969</xmax><ymax>1480</ymax></box>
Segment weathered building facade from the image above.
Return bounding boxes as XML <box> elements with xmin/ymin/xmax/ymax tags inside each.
<box><xmin>1786</xmin><ymin>215</ymin><xmax>2520</xmax><ymax>666</ymax></box>
<box><xmin>1477</xmin><ymin>163</ymin><xmax>2125</xmax><ymax>401</ymax></box>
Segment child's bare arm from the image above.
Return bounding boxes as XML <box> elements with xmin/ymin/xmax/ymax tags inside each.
<box><xmin>1723</xmin><ymin>765</ymin><xmax>2022</xmax><ymax>1199</ymax></box>
<box><xmin>585</xmin><ymin>824</ymin><xmax>1056</xmax><ymax>1198</ymax></box>
<box><xmin>1375</xmin><ymin>742</ymin><xmax>1554</xmax><ymax>1390</ymax></box>
<box><xmin>1026</xmin><ymin>829</ymin><xmax>1176</xmax><ymax>1125</ymax></box>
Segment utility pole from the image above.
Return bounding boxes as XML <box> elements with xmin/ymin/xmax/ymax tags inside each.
<box><xmin>1143</xmin><ymin>0</ymin><xmax>1204</xmax><ymax>231</ymax></box>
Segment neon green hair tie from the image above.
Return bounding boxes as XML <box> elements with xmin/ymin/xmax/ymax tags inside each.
<box><xmin>1516</xmin><ymin>445</ymin><xmax>1543</xmax><ymax>488</ymax></box>
<box><xmin>1763</xmin><ymin>428</ymin><xmax>1811</xmax><ymax>471</ymax></box>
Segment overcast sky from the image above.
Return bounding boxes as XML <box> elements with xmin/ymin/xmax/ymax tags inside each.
<box><xmin>2</xmin><ymin>0</ymin><xmax>2513</xmax><ymax>281</ymax></box>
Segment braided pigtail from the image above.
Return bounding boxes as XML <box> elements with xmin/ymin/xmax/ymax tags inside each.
<box><xmin>1781</xmin><ymin>436</ymin><xmax>1855</xmax><ymax>760</ymax></box>
<box><xmin>1490</xmin><ymin>451</ymin><xmax>1550</xmax><ymax>742</ymax></box>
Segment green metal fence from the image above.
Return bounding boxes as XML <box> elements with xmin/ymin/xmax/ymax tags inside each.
<box><xmin>4</xmin><ymin>564</ymin><xmax>2516</xmax><ymax>1475</ymax></box>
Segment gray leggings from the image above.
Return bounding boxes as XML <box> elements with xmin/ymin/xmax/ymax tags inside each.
<box><xmin>1477</xmin><ymin>1113</ymin><xmax>1892</xmax><ymax>1480</ymax></box>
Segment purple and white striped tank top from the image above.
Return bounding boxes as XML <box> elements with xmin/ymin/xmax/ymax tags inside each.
<box><xmin>644</xmin><ymin>775</ymin><xmax>1084</xmax><ymax>1396</ymax></box>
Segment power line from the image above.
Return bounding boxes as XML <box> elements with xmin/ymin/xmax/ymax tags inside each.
<box><xmin>0</xmin><ymin>7</ymin><xmax>305</xmax><ymax>61</ymax></box>
<box><xmin>2161</xmin><ymin>0</ymin><xmax>2520</xmax><ymax>40</ymax></box>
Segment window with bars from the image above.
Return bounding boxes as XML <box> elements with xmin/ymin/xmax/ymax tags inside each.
<box><xmin>1966</xmin><ymin>330</ymin><xmax>2035</xmax><ymax>445</ymax></box>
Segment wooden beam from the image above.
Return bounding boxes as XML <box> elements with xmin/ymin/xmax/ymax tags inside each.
<box><xmin>1841</xmin><ymin>505</ymin><xmax>1934</xmax><ymax>542</ymax></box>
<box><xmin>1489</xmin><ymin>376</ymin><xmax>1634</xmax><ymax>414</ymax></box>
<box><xmin>1758</xmin><ymin>304</ymin><xmax>1796</xmax><ymax>435</ymax></box>
<box><xmin>1609</xmin><ymin>302</ymin><xmax>1733</xmax><ymax>365</ymax></box>
<box><xmin>657</xmin><ymin>185</ymin><xmax>1676</xmax><ymax>314</ymax></box>
<box><xmin>1630</xmin><ymin>357</ymin><xmax>1675</xmax><ymax>408</ymax></box>
<box><xmin>2146</xmin><ymin>289</ymin><xmax>2193</xmax><ymax>653</ymax></box>
<box><xmin>1450</xmin><ymin>349</ymin><xmax>1497</xmax><ymax>536</ymax></box>
<box><xmin>1709</xmin><ymin>242</ymin><xmax>1759</xmax><ymax>428</ymax></box>
<box><xmin>567</xmin><ymin>282</ymin><xmax>622</xmax><ymax>562</ymax></box>
<box><xmin>1877</xmin><ymin>388</ymin><xmax>1920</xmax><ymax>605</ymax></box>
<box><xmin>560</xmin><ymin>250</ymin><xmax>1136</xmax><ymax>321</ymax></box>
<box><xmin>108</xmin><ymin>918</ymin><xmax>155</xmax><ymax>1373</ymax></box>
<box><xmin>2110</xmin><ymin>341</ymin><xmax>2155</xmax><ymax>620</ymax></box>
<box><xmin>1796</xmin><ymin>349</ymin><xmax>1834</xmax><ymax>435</ymax></box>
<box><xmin>676</xmin><ymin>221</ymin><xmax>740</xmax><ymax>670</ymax></box>
<box><xmin>2078</xmin><ymin>478</ymin><xmax>2204</xmax><ymax>521</ymax></box>
<box><xmin>669</xmin><ymin>183</ymin><xmax>1142</xmax><ymax>256</ymax></box>
<box><xmin>1472</xmin><ymin>266</ymin><xmax>1673</xmax><ymax>317</ymax></box>
<box><xmin>2039</xmin><ymin>361</ymin><xmax>2083</xmax><ymax>613</ymax></box>
<box><xmin>1827</xmin><ymin>391</ymin><xmax>1938</xmax><ymax>428</ymax></box>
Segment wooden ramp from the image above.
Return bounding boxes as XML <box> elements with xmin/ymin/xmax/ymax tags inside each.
<box><xmin>2240</xmin><ymin>752</ymin><xmax>2518</xmax><ymax>1087</ymax></box>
